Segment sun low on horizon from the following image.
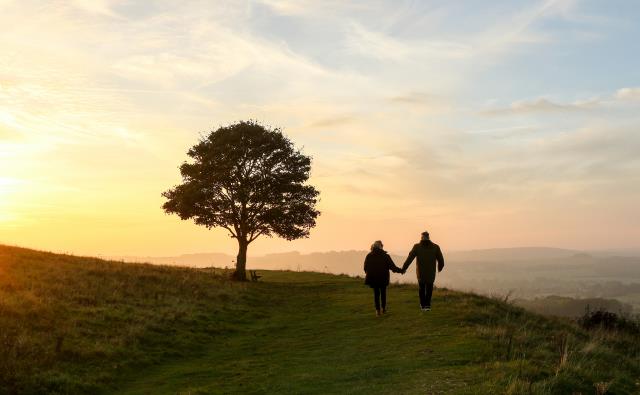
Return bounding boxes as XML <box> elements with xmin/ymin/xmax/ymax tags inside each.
<box><xmin>1</xmin><ymin>0</ymin><xmax>639</xmax><ymax>258</ymax></box>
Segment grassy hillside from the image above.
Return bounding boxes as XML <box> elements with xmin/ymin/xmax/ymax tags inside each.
<box><xmin>1</xmin><ymin>245</ymin><xmax>639</xmax><ymax>394</ymax></box>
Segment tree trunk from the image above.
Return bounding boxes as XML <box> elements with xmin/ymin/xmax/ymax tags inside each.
<box><xmin>232</xmin><ymin>239</ymin><xmax>248</xmax><ymax>281</ymax></box>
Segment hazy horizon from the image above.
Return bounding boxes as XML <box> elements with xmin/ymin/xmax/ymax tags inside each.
<box><xmin>110</xmin><ymin>245</ymin><xmax>637</xmax><ymax>259</ymax></box>
<box><xmin>2</xmin><ymin>1</ymin><xmax>640</xmax><ymax>257</ymax></box>
<box><xmin>6</xmin><ymin>241</ymin><xmax>640</xmax><ymax>261</ymax></box>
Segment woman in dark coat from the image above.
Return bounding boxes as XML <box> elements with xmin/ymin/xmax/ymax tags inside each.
<box><xmin>364</xmin><ymin>240</ymin><xmax>403</xmax><ymax>316</ymax></box>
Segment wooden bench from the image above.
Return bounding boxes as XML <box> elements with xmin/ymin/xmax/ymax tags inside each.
<box><xmin>249</xmin><ymin>270</ymin><xmax>262</xmax><ymax>282</ymax></box>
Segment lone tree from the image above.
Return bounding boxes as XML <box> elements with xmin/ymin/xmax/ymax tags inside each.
<box><xmin>162</xmin><ymin>120</ymin><xmax>320</xmax><ymax>281</ymax></box>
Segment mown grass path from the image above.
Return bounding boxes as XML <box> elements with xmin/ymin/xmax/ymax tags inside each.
<box><xmin>115</xmin><ymin>272</ymin><xmax>492</xmax><ymax>394</ymax></box>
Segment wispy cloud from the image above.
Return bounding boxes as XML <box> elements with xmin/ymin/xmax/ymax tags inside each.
<box><xmin>344</xmin><ymin>22</ymin><xmax>412</xmax><ymax>62</ymax></box>
<box><xmin>70</xmin><ymin>0</ymin><xmax>121</xmax><ymax>18</ymax></box>
<box><xmin>482</xmin><ymin>87</ymin><xmax>640</xmax><ymax>116</ymax></box>
<box><xmin>471</xmin><ymin>0</ymin><xmax>579</xmax><ymax>54</ymax></box>
<box><xmin>388</xmin><ymin>92</ymin><xmax>437</xmax><ymax>105</ymax></box>
<box><xmin>308</xmin><ymin>115</ymin><xmax>356</xmax><ymax>128</ymax></box>
<box><xmin>615</xmin><ymin>87</ymin><xmax>640</xmax><ymax>101</ymax></box>
<box><xmin>0</xmin><ymin>125</ymin><xmax>22</xmax><ymax>141</ymax></box>
<box><xmin>256</xmin><ymin>0</ymin><xmax>367</xmax><ymax>16</ymax></box>
<box><xmin>482</xmin><ymin>98</ymin><xmax>598</xmax><ymax>115</ymax></box>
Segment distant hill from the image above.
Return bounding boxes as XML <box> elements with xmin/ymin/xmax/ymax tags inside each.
<box><xmin>446</xmin><ymin>246</ymin><xmax>579</xmax><ymax>262</ymax></box>
<box><xmin>112</xmin><ymin>246</ymin><xmax>582</xmax><ymax>271</ymax></box>
<box><xmin>2</xmin><ymin>244</ymin><xmax>640</xmax><ymax>394</ymax></box>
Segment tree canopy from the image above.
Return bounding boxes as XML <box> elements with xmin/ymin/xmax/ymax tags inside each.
<box><xmin>162</xmin><ymin>120</ymin><xmax>320</xmax><ymax>280</ymax></box>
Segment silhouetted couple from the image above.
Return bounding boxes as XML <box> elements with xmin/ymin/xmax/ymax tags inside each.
<box><xmin>363</xmin><ymin>231</ymin><xmax>445</xmax><ymax>316</ymax></box>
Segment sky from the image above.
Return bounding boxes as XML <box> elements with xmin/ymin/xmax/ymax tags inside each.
<box><xmin>1</xmin><ymin>0</ymin><xmax>639</xmax><ymax>257</ymax></box>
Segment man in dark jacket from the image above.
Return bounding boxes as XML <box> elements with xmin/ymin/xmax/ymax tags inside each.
<box><xmin>364</xmin><ymin>240</ymin><xmax>403</xmax><ymax>316</ymax></box>
<box><xmin>401</xmin><ymin>231</ymin><xmax>444</xmax><ymax>311</ymax></box>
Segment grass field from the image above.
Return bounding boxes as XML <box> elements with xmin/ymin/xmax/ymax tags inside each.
<box><xmin>1</xmin><ymin>245</ymin><xmax>639</xmax><ymax>394</ymax></box>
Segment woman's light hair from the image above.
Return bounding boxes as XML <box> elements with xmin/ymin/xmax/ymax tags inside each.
<box><xmin>370</xmin><ymin>240</ymin><xmax>384</xmax><ymax>251</ymax></box>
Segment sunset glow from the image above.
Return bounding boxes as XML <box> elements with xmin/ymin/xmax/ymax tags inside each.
<box><xmin>1</xmin><ymin>0</ymin><xmax>639</xmax><ymax>257</ymax></box>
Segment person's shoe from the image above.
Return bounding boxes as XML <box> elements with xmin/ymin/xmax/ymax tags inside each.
<box><xmin>376</xmin><ymin>309</ymin><xmax>381</xmax><ymax>317</ymax></box>
<box><xmin>420</xmin><ymin>306</ymin><xmax>427</xmax><ymax>311</ymax></box>
<box><xmin>425</xmin><ymin>306</ymin><xmax>431</xmax><ymax>311</ymax></box>
<box><xmin>382</xmin><ymin>308</ymin><xmax>386</xmax><ymax>314</ymax></box>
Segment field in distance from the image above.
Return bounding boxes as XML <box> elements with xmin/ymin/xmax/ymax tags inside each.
<box><xmin>1</xmin><ymin>245</ymin><xmax>639</xmax><ymax>394</ymax></box>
